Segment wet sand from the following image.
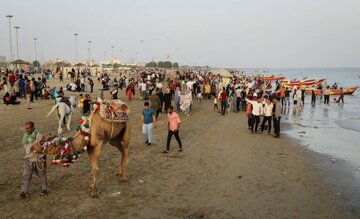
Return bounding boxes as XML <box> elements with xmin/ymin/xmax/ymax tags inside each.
<box><xmin>282</xmin><ymin>96</ymin><xmax>360</xmax><ymax>216</ymax></box>
<box><xmin>0</xmin><ymin>76</ymin><xmax>356</xmax><ymax>218</ymax></box>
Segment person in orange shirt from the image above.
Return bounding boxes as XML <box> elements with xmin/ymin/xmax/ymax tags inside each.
<box><xmin>279</xmin><ymin>86</ymin><xmax>286</xmax><ymax>106</ymax></box>
<box><xmin>163</xmin><ymin>105</ymin><xmax>182</xmax><ymax>153</ymax></box>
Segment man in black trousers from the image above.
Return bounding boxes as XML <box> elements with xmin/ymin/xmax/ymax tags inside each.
<box><xmin>273</xmin><ymin>96</ymin><xmax>282</xmax><ymax>138</ymax></box>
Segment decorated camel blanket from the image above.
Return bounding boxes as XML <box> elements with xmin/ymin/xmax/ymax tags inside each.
<box><xmin>98</xmin><ymin>100</ymin><xmax>129</xmax><ymax>123</ymax></box>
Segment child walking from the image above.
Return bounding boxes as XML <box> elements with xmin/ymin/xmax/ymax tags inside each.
<box><xmin>213</xmin><ymin>96</ymin><xmax>219</xmax><ymax>112</ymax></box>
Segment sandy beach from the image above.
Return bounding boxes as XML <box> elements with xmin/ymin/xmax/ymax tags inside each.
<box><xmin>0</xmin><ymin>76</ymin><xmax>356</xmax><ymax>218</ymax></box>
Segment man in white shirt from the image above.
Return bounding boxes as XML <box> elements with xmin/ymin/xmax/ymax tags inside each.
<box><xmin>156</xmin><ymin>81</ymin><xmax>163</xmax><ymax>90</ymax></box>
<box><xmin>235</xmin><ymin>86</ymin><xmax>242</xmax><ymax>111</ymax></box>
<box><xmin>260</xmin><ymin>98</ymin><xmax>274</xmax><ymax>134</ymax></box>
<box><xmin>296</xmin><ymin>89</ymin><xmax>303</xmax><ymax>108</ymax></box>
<box><xmin>139</xmin><ymin>81</ymin><xmax>147</xmax><ymax>100</ymax></box>
<box><xmin>186</xmin><ymin>80</ymin><xmax>195</xmax><ymax>91</ymax></box>
<box><xmin>245</xmin><ymin>97</ymin><xmax>263</xmax><ymax>134</ymax></box>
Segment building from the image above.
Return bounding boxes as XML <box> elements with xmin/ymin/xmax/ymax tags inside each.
<box><xmin>0</xmin><ymin>56</ymin><xmax>6</xmax><ymax>62</ymax></box>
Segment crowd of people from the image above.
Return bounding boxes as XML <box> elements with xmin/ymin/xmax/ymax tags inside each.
<box><xmin>4</xmin><ymin>65</ymin><xmax>350</xmax><ymax>199</ymax></box>
<box><xmin>122</xmin><ymin>69</ymin><xmax>347</xmax><ymax>144</ymax></box>
<box><xmin>0</xmin><ymin>69</ymin><xmax>53</xmax><ymax>108</ymax></box>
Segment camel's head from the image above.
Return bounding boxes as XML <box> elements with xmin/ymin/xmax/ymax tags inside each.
<box><xmin>30</xmin><ymin>133</ymin><xmax>52</xmax><ymax>152</ymax></box>
<box><xmin>31</xmin><ymin>133</ymin><xmax>61</xmax><ymax>155</ymax></box>
<box><xmin>42</xmin><ymin>133</ymin><xmax>54</xmax><ymax>142</ymax></box>
<box><xmin>120</xmin><ymin>103</ymin><xmax>130</xmax><ymax>113</ymax></box>
<box><xmin>31</xmin><ymin>142</ymin><xmax>43</xmax><ymax>153</ymax></box>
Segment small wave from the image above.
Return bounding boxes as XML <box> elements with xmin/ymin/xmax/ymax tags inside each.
<box><xmin>335</xmin><ymin>119</ymin><xmax>360</xmax><ymax>133</ymax></box>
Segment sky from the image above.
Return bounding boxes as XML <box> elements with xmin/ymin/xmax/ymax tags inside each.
<box><xmin>0</xmin><ymin>0</ymin><xmax>359</xmax><ymax>68</ymax></box>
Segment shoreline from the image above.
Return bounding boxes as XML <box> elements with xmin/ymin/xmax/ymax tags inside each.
<box><xmin>283</xmin><ymin>121</ymin><xmax>360</xmax><ymax>216</ymax></box>
<box><xmin>283</xmin><ymin>122</ymin><xmax>360</xmax><ymax>216</ymax></box>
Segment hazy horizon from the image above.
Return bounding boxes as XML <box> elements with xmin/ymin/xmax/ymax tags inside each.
<box><xmin>1</xmin><ymin>0</ymin><xmax>360</xmax><ymax>68</ymax></box>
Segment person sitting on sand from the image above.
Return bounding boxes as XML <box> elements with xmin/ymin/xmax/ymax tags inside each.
<box><xmin>66</xmin><ymin>83</ymin><xmax>77</xmax><ymax>92</ymax></box>
<box><xmin>10</xmin><ymin>90</ymin><xmax>21</xmax><ymax>105</ymax></box>
<box><xmin>58</xmin><ymin>87</ymin><xmax>64</xmax><ymax>97</ymax></box>
<box><xmin>3</xmin><ymin>92</ymin><xmax>11</xmax><ymax>105</ymax></box>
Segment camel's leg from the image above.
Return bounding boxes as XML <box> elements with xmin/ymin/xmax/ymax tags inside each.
<box><xmin>117</xmin><ymin>131</ymin><xmax>130</xmax><ymax>182</ymax></box>
<box><xmin>58</xmin><ymin>114</ymin><xmax>64</xmax><ymax>134</ymax></box>
<box><xmin>88</xmin><ymin>142</ymin><xmax>102</xmax><ymax>198</ymax></box>
<box><xmin>117</xmin><ymin>147</ymin><xmax>124</xmax><ymax>177</ymax></box>
<box><xmin>117</xmin><ymin>145</ymin><xmax>129</xmax><ymax>183</ymax></box>
<box><xmin>109</xmin><ymin>124</ymin><xmax>130</xmax><ymax>183</ymax></box>
<box><xmin>122</xmin><ymin>145</ymin><xmax>130</xmax><ymax>182</ymax></box>
<box><xmin>66</xmin><ymin>113</ymin><xmax>72</xmax><ymax>131</ymax></box>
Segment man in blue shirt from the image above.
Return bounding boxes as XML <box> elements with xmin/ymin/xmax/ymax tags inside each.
<box><xmin>142</xmin><ymin>101</ymin><xmax>156</xmax><ymax>146</ymax></box>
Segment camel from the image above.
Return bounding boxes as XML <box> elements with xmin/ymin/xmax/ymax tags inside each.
<box><xmin>35</xmin><ymin>101</ymin><xmax>130</xmax><ymax>198</ymax></box>
<box><xmin>46</xmin><ymin>96</ymin><xmax>77</xmax><ymax>134</ymax></box>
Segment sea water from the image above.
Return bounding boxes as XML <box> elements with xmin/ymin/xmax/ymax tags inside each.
<box><xmin>239</xmin><ymin>67</ymin><xmax>360</xmax><ymax>166</ymax></box>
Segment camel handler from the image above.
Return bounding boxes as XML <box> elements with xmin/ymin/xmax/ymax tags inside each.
<box><xmin>19</xmin><ymin>121</ymin><xmax>48</xmax><ymax>198</ymax></box>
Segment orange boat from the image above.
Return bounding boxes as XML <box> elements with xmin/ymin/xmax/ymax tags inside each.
<box><xmin>282</xmin><ymin>78</ymin><xmax>325</xmax><ymax>88</ymax></box>
<box><xmin>263</xmin><ymin>76</ymin><xmax>285</xmax><ymax>82</ymax></box>
<box><xmin>307</xmin><ymin>87</ymin><xmax>358</xmax><ymax>95</ymax></box>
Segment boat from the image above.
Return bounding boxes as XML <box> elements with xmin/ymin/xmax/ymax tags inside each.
<box><xmin>283</xmin><ymin>82</ymin><xmax>317</xmax><ymax>88</ymax></box>
<box><xmin>282</xmin><ymin>78</ymin><xmax>325</xmax><ymax>88</ymax></box>
<box><xmin>263</xmin><ymin>75</ymin><xmax>285</xmax><ymax>82</ymax></box>
<box><xmin>306</xmin><ymin>87</ymin><xmax>358</xmax><ymax>95</ymax></box>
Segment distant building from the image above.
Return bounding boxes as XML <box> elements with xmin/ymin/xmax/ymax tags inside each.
<box><xmin>0</xmin><ymin>56</ymin><xmax>6</xmax><ymax>62</ymax></box>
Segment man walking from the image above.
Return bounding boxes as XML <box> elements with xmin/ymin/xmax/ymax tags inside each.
<box><xmin>337</xmin><ymin>87</ymin><xmax>344</xmax><ymax>104</ymax></box>
<box><xmin>163</xmin><ymin>105</ymin><xmax>182</xmax><ymax>153</ymax></box>
<box><xmin>273</xmin><ymin>96</ymin><xmax>282</xmax><ymax>138</ymax></box>
<box><xmin>20</xmin><ymin>121</ymin><xmax>48</xmax><ymax>198</ymax></box>
<box><xmin>142</xmin><ymin>102</ymin><xmax>156</xmax><ymax>146</ymax></box>
<box><xmin>36</xmin><ymin>77</ymin><xmax>43</xmax><ymax>99</ymax></box>
<box><xmin>261</xmin><ymin>98</ymin><xmax>273</xmax><ymax>134</ymax></box>
<box><xmin>88</xmin><ymin>78</ymin><xmax>94</xmax><ymax>93</ymax></box>
<box><xmin>149</xmin><ymin>93</ymin><xmax>161</xmax><ymax>118</ymax></box>
<box><xmin>25</xmin><ymin>81</ymin><xmax>32</xmax><ymax>109</ymax></box>
<box><xmin>323</xmin><ymin>86</ymin><xmax>330</xmax><ymax>105</ymax></box>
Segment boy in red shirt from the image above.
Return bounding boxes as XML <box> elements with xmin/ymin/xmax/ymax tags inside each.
<box><xmin>220</xmin><ymin>88</ymin><xmax>227</xmax><ymax>115</ymax></box>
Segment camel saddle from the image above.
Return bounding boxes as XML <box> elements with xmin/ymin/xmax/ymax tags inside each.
<box><xmin>99</xmin><ymin>100</ymin><xmax>129</xmax><ymax>123</ymax></box>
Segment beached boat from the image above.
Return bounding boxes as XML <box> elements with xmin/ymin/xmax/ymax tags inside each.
<box><xmin>263</xmin><ymin>76</ymin><xmax>285</xmax><ymax>82</ymax></box>
<box><xmin>306</xmin><ymin>87</ymin><xmax>358</xmax><ymax>95</ymax></box>
<box><xmin>283</xmin><ymin>82</ymin><xmax>317</xmax><ymax>88</ymax></box>
<box><xmin>282</xmin><ymin>78</ymin><xmax>325</xmax><ymax>88</ymax></box>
